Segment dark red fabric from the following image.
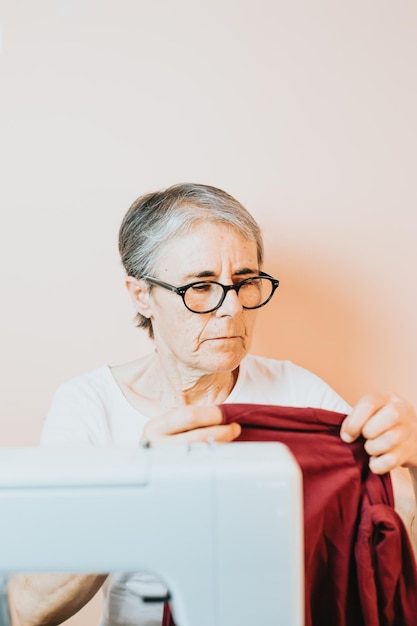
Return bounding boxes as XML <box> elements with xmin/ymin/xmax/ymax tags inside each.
<box><xmin>162</xmin><ymin>606</ymin><xmax>175</xmax><ymax>626</ymax></box>
<box><xmin>163</xmin><ymin>404</ymin><xmax>417</xmax><ymax>626</ymax></box>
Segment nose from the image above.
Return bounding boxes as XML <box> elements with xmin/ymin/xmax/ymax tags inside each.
<box><xmin>215</xmin><ymin>286</ymin><xmax>243</xmax><ymax>317</ymax></box>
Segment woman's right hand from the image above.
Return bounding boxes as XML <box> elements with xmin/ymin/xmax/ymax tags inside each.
<box><xmin>140</xmin><ymin>405</ymin><xmax>241</xmax><ymax>446</ymax></box>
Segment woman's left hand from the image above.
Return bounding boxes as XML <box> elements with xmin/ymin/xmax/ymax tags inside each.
<box><xmin>340</xmin><ymin>392</ymin><xmax>417</xmax><ymax>474</ymax></box>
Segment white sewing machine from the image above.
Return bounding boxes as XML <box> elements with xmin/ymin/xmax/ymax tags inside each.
<box><xmin>0</xmin><ymin>442</ymin><xmax>303</xmax><ymax>626</ymax></box>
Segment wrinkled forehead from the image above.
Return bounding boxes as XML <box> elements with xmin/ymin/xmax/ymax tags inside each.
<box><xmin>153</xmin><ymin>221</ymin><xmax>259</xmax><ymax>279</ymax></box>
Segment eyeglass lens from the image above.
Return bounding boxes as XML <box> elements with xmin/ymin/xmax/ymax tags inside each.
<box><xmin>184</xmin><ymin>277</ymin><xmax>274</xmax><ymax>313</ymax></box>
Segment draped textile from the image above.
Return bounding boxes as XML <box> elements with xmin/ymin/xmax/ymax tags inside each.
<box><xmin>163</xmin><ymin>405</ymin><xmax>417</xmax><ymax>626</ymax></box>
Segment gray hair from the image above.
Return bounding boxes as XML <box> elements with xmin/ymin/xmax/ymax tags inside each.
<box><xmin>118</xmin><ymin>182</ymin><xmax>264</xmax><ymax>337</ymax></box>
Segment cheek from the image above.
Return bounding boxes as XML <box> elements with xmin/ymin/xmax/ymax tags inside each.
<box><xmin>241</xmin><ymin>311</ymin><xmax>258</xmax><ymax>336</ymax></box>
<box><xmin>154</xmin><ymin>304</ymin><xmax>209</xmax><ymax>344</ymax></box>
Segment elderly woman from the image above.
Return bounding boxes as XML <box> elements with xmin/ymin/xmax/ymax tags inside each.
<box><xmin>10</xmin><ymin>183</ymin><xmax>417</xmax><ymax>626</ymax></box>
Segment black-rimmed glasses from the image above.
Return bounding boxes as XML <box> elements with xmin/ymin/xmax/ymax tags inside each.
<box><xmin>141</xmin><ymin>271</ymin><xmax>279</xmax><ymax>314</ymax></box>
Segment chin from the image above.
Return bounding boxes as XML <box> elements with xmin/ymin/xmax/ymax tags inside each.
<box><xmin>203</xmin><ymin>350</ymin><xmax>246</xmax><ymax>374</ymax></box>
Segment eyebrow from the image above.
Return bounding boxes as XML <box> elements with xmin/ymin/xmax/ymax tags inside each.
<box><xmin>183</xmin><ymin>267</ymin><xmax>259</xmax><ymax>281</ymax></box>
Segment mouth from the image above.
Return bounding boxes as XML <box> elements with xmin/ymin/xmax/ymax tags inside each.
<box><xmin>207</xmin><ymin>335</ymin><xmax>242</xmax><ymax>341</ymax></box>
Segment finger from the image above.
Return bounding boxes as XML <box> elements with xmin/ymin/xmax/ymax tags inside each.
<box><xmin>366</xmin><ymin>423</ymin><xmax>417</xmax><ymax>473</ymax></box>
<box><xmin>340</xmin><ymin>393</ymin><xmax>389</xmax><ymax>443</ymax></box>
<box><xmin>361</xmin><ymin>403</ymin><xmax>401</xmax><ymax>440</ymax></box>
<box><xmin>369</xmin><ymin>438</ymin><xmax>409</xmax><ymax>474</ymax></box>
<box><xmin>368</xmin><ymin>449</ymin><xmax>404</xmax><ymax>475</ymax></box>
<box><xmin>364</xmin><ymin>428</ymin><xmax>401</xmax><ymax>457</ymax></box>
<box><xmin>145</xmin><ymin>405</ymin><xmax>223</xmax><ymax>439</ymax></box>
<box><xmin>143</xmin><ymin>423</ymin><xmax>241</xmax><ymax>445</ymax></box>
<box><xmin>167</xmin><ymin>423</ymin><xmax>241</xmax><ymax>443</ymax></box>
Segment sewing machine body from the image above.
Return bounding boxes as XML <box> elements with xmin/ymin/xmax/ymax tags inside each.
<box><xmin>0</xmin><ymin>443</ymin><xmax>303</xmax><ymax>625</ymax></box>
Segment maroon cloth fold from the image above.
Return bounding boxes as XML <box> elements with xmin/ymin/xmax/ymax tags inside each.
<box><xmin>162</xmin><ymin>605</ymin><xmax>175</xmax><ymax>626</ymax></box>
<box><xmin>163</xmin><ymin>404</ymin><xmax>417</xmax><ymax>626</ymax></box>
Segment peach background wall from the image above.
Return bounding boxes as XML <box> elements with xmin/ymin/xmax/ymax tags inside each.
<box><xmin>1</xmin><ymin>1</ymin><xmax>416</xmax><ymax>624</ymax></box>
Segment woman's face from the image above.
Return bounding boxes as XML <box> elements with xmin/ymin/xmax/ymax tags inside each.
<box><xmin>145</xmin><ymin>222</ymin><xmax>261</xmax><ymax>377</ymax></box>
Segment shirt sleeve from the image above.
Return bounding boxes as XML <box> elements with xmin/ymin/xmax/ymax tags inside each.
<box><xmin>40</xmin><ymin>378</ymin><xmax>111</xmax><ymax>446</ymax></box>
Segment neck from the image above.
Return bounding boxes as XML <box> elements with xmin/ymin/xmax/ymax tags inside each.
<box><xmin>147</xmin><ymin>352</ymin><xmax>238</xmax><ymax>408</ymax></box>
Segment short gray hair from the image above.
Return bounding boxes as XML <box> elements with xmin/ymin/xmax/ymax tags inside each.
<box><xmin>118</xmin><ymin>182</ymin><xmax>264</xmax><ymax>337</ymax></box>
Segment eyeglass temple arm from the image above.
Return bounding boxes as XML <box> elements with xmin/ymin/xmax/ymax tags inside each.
<box><xmin>142</xmin><ymin>277</ymin><xmax>183</xmax><ymax>295</ymax></box>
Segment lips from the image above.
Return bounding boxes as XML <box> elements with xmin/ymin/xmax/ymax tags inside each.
<box><xmin>207</xmin><ymin>335</ymin><xmax>241</xmax><ymax>341</ymax></box>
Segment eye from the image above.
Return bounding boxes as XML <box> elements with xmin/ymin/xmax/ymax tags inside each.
<box><xmin>189</xmin><ymin>282</ymin><xmax>215</xmax><ymax>293</ymax></box>
<box><xmin>240</xmin><ymin>277</ymin><xmax>260</xmax><ymax>286</ymax></box>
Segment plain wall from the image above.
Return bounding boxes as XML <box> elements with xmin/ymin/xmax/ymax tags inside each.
<box><xmin>1</xmin><ymin>1</ymin><xmax>416</xmax><ymax>624</ymax></box>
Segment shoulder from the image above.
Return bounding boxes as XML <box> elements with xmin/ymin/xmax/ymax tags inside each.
<box><xmin>53</xmin><ymin>366</ymin><xmax>114</xmax><ymax>399</ymax></box>
<box><xmin>242</xmin><ymin>354</ymin><xmax>304</xmax><ymax>376</ymax></box>
<box><xmin>41</xmin><ymin>366</ymin><xmax>118</xmax><ymax>445</ymax></box>
<box><xmin>240</xmin><ymin>354</ymin><xmax>323</xmax><ymax>385</ymax></box>
<box><xmin>42</xmin><ymin>364</ymin><xmax>150</xmax><ymax>446</ymax></box>
<box><xmin>234</xmin><ymin>355</ymin><xmax>351</xmax><ymax>413</ymax></box>
<box><xmin>49</xmin><ymin>364</ymin><xmax>132</xmax><ymax>415</ymax></box>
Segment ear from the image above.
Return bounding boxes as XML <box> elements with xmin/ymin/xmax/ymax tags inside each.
<box><xmin>125</xmin><ymin>277</ymin><xmax>153</xmax><ymax>319</ymax></box>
